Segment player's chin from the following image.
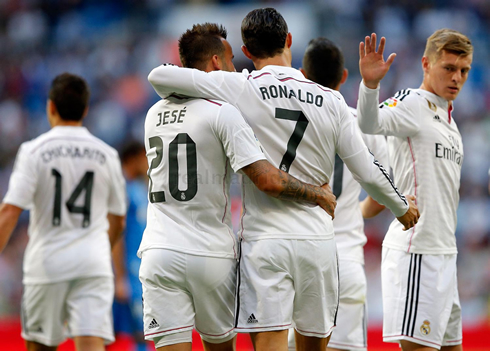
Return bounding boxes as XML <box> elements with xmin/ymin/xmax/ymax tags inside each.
<box><xmin>445</xmin><ymin>89</ymin><xmax>460</xmax><ymax>100</ymax></box>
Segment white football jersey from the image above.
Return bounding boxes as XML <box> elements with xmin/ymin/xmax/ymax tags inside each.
<box><xmin>331</xmin><ymin>107</ymin><xmax>389</xmax><ymax>264</ymax></box>
<box><xmin>148</xmin><ymin>65</ymin><xmax>408</xmax><ymax>241</ymax></box>
<box><xmin>3</xmin><ymin>126</ymin><xmax>127</xmax><ymax>284</ymax></box>
<box><xmin>137</xmin><ymin>96</ymin><xmax>265</xmax><ymax>259</ymax></box>
<box><xmin>357</xmin><ymin>82</ymin><xmax>463</xmax><ymax>254</ymax></box>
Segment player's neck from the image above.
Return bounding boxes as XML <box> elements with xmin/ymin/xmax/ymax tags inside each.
<box><xmin>50</xmin><ymin>119</ymin><xmax>83</xmax><ymax>128</ymax></box>
<box><xmin>253</xmin><ymin>53</ymin><xmax>292</xmax><ymax>71</ymax></box>
<box><xmin>419</xmin><ymin>82</ymin><xmax>453</xmax><ymax>108</ymax></box>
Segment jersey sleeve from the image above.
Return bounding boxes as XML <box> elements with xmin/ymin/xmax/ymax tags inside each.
<box><xmin>148</xmin><ymin>65</ymin><xmax>247</xmax><ymax>106</ymax></box>
<box><xmin>107</xmin><ymin>152</ymin><xmax>127</xmax><ymax>216</ymax></box>
<box><xmin>357</xmin><ymin>81</ymin><xmax>421</xmax><ymax>137</ymax></box>
<box><xmin>362</xmin><ymin>133</ymin><xmax>390</xmax><ymax>171</ymax></box>
<box><xmin>214</xmin><ymin>103</ymin><xmax>266</xmax><ymax>172</ymax></box>
<box><xmin>336</xmin><ymin>101</ymin><xmax>408</xmax><ymax>217</ymax></box>
<box><xmin>3</xmin><ymin>143</ymin><xmax>38</xmax><ymax>209</ymax></box>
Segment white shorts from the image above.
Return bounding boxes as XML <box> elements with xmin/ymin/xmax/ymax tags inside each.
<box><xmin>382</xmin><ymin>247</ymin><xmax>462</xmax><ymax>349</ymax></box>
<box><xmin>287</xmin><ymin>259</ymin><xmax>367</xmax><ymax>350</ymax></box>
<box><xmin>235</xmin><ymin>239</ymin><xmax>339</xmax><ymax>338</ymax></box>
<box><xmin>21</xmin><ymin>276</ymin><xmax>114</xmax><ymax>346</ymax></box>
<box><xmin>139</xmin><ymin>249</ymin><xmax>237</xmax><ymax>346</ymax></box>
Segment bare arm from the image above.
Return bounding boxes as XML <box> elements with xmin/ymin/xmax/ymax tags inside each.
<box><xmin>0</xmin><ymin>203</ymin><xmax>23</xmax><ymax>254</ymax></box>
<box><xmin>107</xmin><ymin>213</ymin><xmax>125</xmax><ymax>249</ymax></box>
<box><xmin>360</xmin><ymin>195</ymin><xmax>386</xmax><ymax>218</ymax></box>
<box><xmin>241</xmin><ymin>160</ymin><xmax>336</xmax><ymax>218</ymax></box>
<box><xmin>112</xmin><ymin>236</ymin><xmax>129</xmax><ymax>301</ymax></box>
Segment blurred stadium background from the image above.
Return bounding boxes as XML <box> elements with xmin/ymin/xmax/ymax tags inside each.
<box><xmin>0</xmin><ymin>0</ymin><xmax>489</xmax><ymax>350</ymax></box>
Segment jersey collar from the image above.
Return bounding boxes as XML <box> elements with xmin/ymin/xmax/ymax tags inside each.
<box><xmin>417</xmin><ymin>89</ymin><xmax>454</xmax><ymax>123</ymax></box>
<box><xmin>417</xmin><ymin>89</ymin><xmax>450</xmax><ymax>111</ymax></box>
<box><xmin>50</xmin><ymin>126</ymin><xmax>90</xmax><ymax>136</ymax></box>
<box><xmin>259</xmin><ymin>65</ymin><xmax>306</xmax><ymax>80</ymax></box>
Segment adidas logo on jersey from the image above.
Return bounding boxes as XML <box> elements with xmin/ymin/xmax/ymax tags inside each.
<box><xmin>148</xmin><ymin>318</ymin><xmax>160</xmax><ymax>329</ymax></box>
<box><xmin>247</xmin><ymin>314</ymin><xmax>258</xmax><ymax>323</ymax></box>
<box><xmin>433</xmin><ymin>115</ymin><xmax>441</xmax><ymax>122</ymax></box>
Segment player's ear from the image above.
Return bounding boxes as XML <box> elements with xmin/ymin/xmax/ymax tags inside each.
<box><xmin>286</xmin><ymin>33</ymin><xmax>292</xmax><ymax>49</ymax></box>
<box><xmin>340</xmin><ymin>68</ymin><xmax>348</xmax><ymax>85</ymax></box>
<box><xmin>421</xmin><ymin>56</ymin><xmax>430</xmax><ymax>74</ymax></box>
<box><xmin>299</xmin><ymin>67</ymin><xmax>307</xmax><ymax>78</ymax></box>
<box><xmin>82</xmin><ymin>106</ymin><xmax>89</xmax><ymax>119</ymax></box>
<box><xmin>211</xmin><ymin>54</ymin><xmax>221</xmax><ymax>71</ymax></box>
<box><xmin>241</xmin><ymin>45</ymin><xmax>253</xmax><ymax>60</ymax></box>
<box><xmin>47</xmin><ymin>99</ymin><xmax>58</xmax><ymax>116</ymax></box>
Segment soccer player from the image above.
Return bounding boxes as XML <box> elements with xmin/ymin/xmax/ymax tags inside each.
<box><xmin>357</xmin><ymin>30</ymin><xmax>472</xmax><ymax>351</ymax></box>
<box><xmin>112</xmin><ymin>141</ymin><xmax>149</xmax><ymax>351</ymax></box>
<box><xmin>147</xmin><ymin>9</ymin><xmax>419</xmax><ymax>351</ymax></box>
<box><xmin>286</xmin><ymin>37</ymin><xmax>389</xmax><ymax>351</ymax></box>
<box><xmin>0</xmin><ymin>73</ymin><xmax>127</xmax><ymax>351</ymax></box>
<box><xmin>138</xmin><ymin>23</ymin><xmax>336</xmax><ymax>351</ymax></box>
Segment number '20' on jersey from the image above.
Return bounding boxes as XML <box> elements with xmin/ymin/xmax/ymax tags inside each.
<box><xmin>138</xmin><ymin>96</ymin><xmax>265</xmax><ymax>259</ymax></box>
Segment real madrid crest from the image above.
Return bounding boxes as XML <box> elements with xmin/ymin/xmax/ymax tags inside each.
<box><xmin>420</xmin><ymin>320</ymin><xmax>431</xmax><ymax>335</ymax></box>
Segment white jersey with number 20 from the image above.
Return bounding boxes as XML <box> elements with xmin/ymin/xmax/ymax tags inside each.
<box><xmin>138</xmin><ymin>96</ymin><xmax>265</xmax><ymax>259</ymax></box>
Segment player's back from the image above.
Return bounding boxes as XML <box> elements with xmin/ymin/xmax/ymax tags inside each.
<box><xmin>10</xmin><ymin>126</ymin><xmax>126</xmax><ymax>284</ymax></box>
<box><xmin>235</xmin><ymin>66</ymin><xmax>351</xmax><ymax>241</ymax></box>
<box><xmin>139</xmin><ymin>96</ymin><xmax>262</xmax><ymax>259</ymax></box>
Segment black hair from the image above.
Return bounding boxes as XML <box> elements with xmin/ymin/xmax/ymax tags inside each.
<box><xmin>241</xmin><ymin>8</ymin><xmax>288</xmax><ymax>59</ymax></box>
<box><xmin>303</xmin><ymin>37</ymin><xmax>344</xmax><ymax>89</ymax></box>
<box><xmin>49</xmin><ymin>73</ymin><xmax>90</xmax><ymax>121</ymax></box>
<box><xmin>179</xmin><ymin>23</ymin><xmax>228</xmax><ymax>70</ymax></box>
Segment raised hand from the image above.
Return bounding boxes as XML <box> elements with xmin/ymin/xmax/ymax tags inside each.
<box><xmin>359</xmin><ymin>33</ymin><xmax>396</xmax><ymax>89</ymax></box>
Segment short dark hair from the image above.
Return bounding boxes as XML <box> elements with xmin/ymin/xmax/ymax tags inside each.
<box><xmin>303</xmin><ymin>37</ymin><xmax>344</xmax><ymax>89</ymax></box>
<box><xmin>179</xmin><ymin>23</ymin><xmax>228</xmax><ymax>70</ymax></box>
<box><xmin>49</xmin><ymin>73</ymin><xmax>90</xmax><ymax>121</ymax></box>
<box><xmin>121</xmin><ymin>140</ymin><xmax>146</xmax><ymax>164</ymax></box>
<box><xmin>241</xmin><ymin>8</ymin><xmax>288</xmax><ymax>59</ymax></box>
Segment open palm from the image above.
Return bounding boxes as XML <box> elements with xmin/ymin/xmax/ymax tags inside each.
<box><xmin>359</xmin><ymin>33</ymin><xmax>396</xmax><ymax>89</ymax></box>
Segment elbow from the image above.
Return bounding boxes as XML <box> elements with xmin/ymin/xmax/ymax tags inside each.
<box><xmin>254</xmin><ymin>179</ymin><xmax>281</xmax><ymax>198</ymax></box>
<box><xmin>147</xmin><ymin>68</ymin><xmax>160</xmax><ymax>85</ymax></box>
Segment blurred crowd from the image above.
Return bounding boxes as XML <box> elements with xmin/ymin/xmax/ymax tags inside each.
<box><xmin>0</xmin><ymin>0</ymin><xmax>489</xmax><ymax>325</ymax></box>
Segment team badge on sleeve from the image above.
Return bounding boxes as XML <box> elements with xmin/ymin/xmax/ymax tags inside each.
<box><xmin>381</xmin><ymin>97</ymin><xmax>398</xmax><ymax>108</ymax></box>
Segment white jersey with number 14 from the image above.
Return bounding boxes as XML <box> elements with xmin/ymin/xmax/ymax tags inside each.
<box><xmin>4</xmin><ymin>126</ymin><xmax>127</xmax><ymax>284</ymax></box>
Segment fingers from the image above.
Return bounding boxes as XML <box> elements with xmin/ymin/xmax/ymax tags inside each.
<box><xmin>378</xmin><ymin>36</ymin><xmax>386</xmax><ymax>55</ymax></box>
<box><xmin>371</xmin><ymin>33</ymin><xmax>376</xmax><ymax>53</ymax></box>
<box><xmin>386</xmin><ymin>53</ymin><xmax>397</xmax><ymax>67</ymax></box>
<box><xmin>364</xmin><ymin>36</ymin><xmax>371</xmax><ymax>54</ymax></box>
<box><xmin>359</xmin><ymin>41</ymin><xmax>365</xmax><ymax>59</ymax></box>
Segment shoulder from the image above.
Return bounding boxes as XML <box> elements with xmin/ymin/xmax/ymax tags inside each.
<box><xmin>347</xmin><ymin>105</ymin><xmax>357</xmax><ymax>118</ymax></box>
<box><xmin>83</xmin><ymin>131</ymin><xmax>120</xmax><ymax>159</ymax></box>
<box><xmin>19</xmin><ymin>129</ymin><xmax>58</xmax><ymax>156</ymax></box>
<box><xmin>380</xmin><ymin>88</ymin><xmax>423</xmax><ymax>110</ymax></box>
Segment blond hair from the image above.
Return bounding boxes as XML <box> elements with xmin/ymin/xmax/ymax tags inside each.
<box><xmin>424</xmin><ymin>29</ymin><xmax>473</xmax><ymax>63</ymax></box>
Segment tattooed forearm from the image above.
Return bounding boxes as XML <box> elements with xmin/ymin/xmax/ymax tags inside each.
<box><xmin>276</xmin><ymin>169</ymin><xmax>323</xmax><ymax>203</ymax></box>
<box><xmin>241</xmin><ymin>160</ymin><xmax>336</xmax><ymax>216</ymax></box>
<box><xmin>242</xmin><ymin>160</ymin><xmax>323</xmax><ymax>204</ymax></box>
